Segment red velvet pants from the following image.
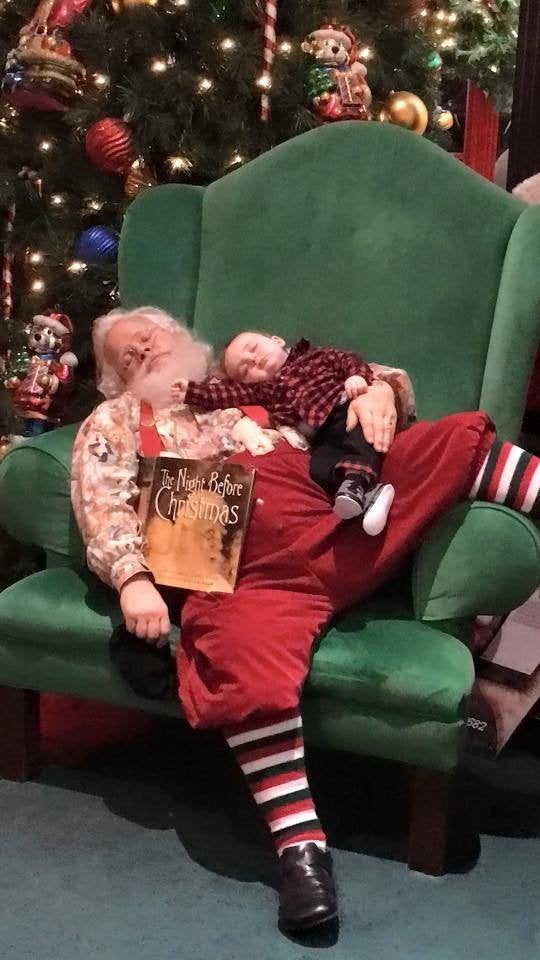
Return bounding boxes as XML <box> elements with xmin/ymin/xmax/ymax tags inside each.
<box><xmin>177</xmin><ymin>412</ymin><xmax>495</xmax><ymax>729</ymax></box>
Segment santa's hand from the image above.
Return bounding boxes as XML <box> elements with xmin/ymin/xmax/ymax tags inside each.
<box><xmin>171</xmin><ymin>379</ymin><xmax>188</xmax><ymax>403</ymax></box>
<box><xmin>344</xmin><ymin>375</ymin><xmax>368</xmax><ymax>400</ymax></box>
<box><xmin>232</xmin><ymin>416</ymin><xmax>275</xmax><ymax>456</ymax></box>
<box><xmin>346</xmin><ymin>381</ymin><xmax>397</xmax><ymax>454</ymax></box>
<box><xmin>120</xmin><ymin>574</ymin><xmax>170</xmax><ymax>646</ymax></box>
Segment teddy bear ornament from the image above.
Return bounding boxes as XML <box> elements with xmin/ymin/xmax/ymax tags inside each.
<box><xmin>4</xmin><ymin>312</ymin><xmax>77</xmax><ymax>439</ymax></box>
<box><xmin>302</xmin><ymin>23</ymin><xmax>372</xmax><ymax>123</ymax></box>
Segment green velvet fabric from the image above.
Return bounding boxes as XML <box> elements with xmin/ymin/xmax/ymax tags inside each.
<box><xmin>120</xmin><ymin>184</ymin><xmax>204</xmax><ymax>323</ymax></box>
<box><xmin>302</xmin><ymin>698</ymin><xmax>463</xmax><ymax>773</ymax></box>
<box><xmin>480</xmin><ymin>204</ymin><xmax>540</xmax><ymax>441</ymax></box>
<box><xmin>0</xmin><ymin>424</ymin><xmax>82</xmax><ymax>561</ymax></box>
<box><xmin>193</xmin><ymin>124</ymin><xmax>535</xmax><ymax>429</ymax></box>
<box><xmin>309</xmin><ymin>601</ymin><xmax>473</xmax><ymax>724</ymax></box>
<box><xmin>0</xmin><ymin>567</ymin><xmax>179</xmax><ymax>718</ymax></box>
<box><xmin>413</xmin><ymin>502</ymin><xmax>540</xmax><ymax>621</ymax></box>
<box><xmin>0</xmin><ymin>567</ymin><xmax>470</xmax><ymax>772</ymax></box>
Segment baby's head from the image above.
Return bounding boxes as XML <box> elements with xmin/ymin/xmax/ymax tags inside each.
<box><xmin>222</xmin><ymin>331</ymin><xmax>288</xmax><ymax>383</ymax></box>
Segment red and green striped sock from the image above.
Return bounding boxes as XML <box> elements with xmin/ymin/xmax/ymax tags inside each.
<box><xmin>225</xmin><ymin>709</ymin><xmax>327</xmax><ymax>856</ymax></box>
<box><xmin>469</xmin><ymin>440</ymin><xmax>540</xmax><ymax>515</ymax></box>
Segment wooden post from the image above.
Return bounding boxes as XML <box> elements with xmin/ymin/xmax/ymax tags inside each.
<box><xmin>508</xmin><ymin>0</ymin><xmax>540</xmax><ymax>189</ymax></box>
<box><xmin>0</xmin><ymin>686</ymin><xmax>41</xmax><ymax>781</ymax></box>
<box><xmin>407</xmin><ymin>767</ymin><xmax>451</xmax><ymax>875</ymax></box>
<box><xmin>461</xmin><ymin>83</ymin><xmax>499</xmax><ymax>182</ymax></box>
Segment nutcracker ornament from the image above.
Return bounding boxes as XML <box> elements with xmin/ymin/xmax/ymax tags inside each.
<box><xmin>4</xmin><ymin>312</ymin><xmax>77</xmax><ymax>438</ymax></box>
<box><xmin>1</xmin><ymin>0</ymin><xmax>89</xmax><ymax>111</ymax></box>
<box><xmin>302</xmin><ymin>23</ymin><xmax>372</xmax><ymax>123</ymax></box>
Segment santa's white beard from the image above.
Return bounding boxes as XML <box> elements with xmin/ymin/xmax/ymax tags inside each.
<box><xmin>129</xmin><ymin>337</ymin><xmax>211</xmax><ymax>409</ymax></box>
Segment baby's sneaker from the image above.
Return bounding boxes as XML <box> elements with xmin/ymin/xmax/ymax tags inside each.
<box><xmin>362</xmin><ymin>483</ymin><xmax>395</xmax><ymax>536</ymax></box>
<box><xmin>333</xmin><ymin>476</ymin><xmax>367</xmax><ymax>519</ymax></box>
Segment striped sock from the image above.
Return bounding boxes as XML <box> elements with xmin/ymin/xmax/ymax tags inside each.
<box><xmin>225</xmin><ymin>709</ymin><xmax>327</xmax><ymax>856</ymax></box>
<box><xmin>469</xmin><ymin>440</ymin><xmax>540</xmax><ymax>515</ymax></box>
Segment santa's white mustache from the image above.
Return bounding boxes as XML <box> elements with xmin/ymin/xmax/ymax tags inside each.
<box><xmin>129</xmin><ymin>339</ymin><xmax>210</xmax><ymax>407</ymax></box>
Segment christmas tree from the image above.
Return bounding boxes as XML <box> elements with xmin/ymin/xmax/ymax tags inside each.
<box><xmin>0</xmin><ymin>0</ymin><xmax>518</xmax><ymax>585</ymax></box>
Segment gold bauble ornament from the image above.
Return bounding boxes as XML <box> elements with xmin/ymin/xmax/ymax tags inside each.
<box><xmin>124</xmin><ymin>158</ymin><xmax>156</xmax><ymax>199</ymax></box>
<box><xmin>5</xmin><ymin>376</ymin><xmax>21</xmax><ymax>389</ymax></box>
<box><xmin>111</xmin><ymin>0</ymin><xmax>158</xmax><ymax>12</ymax></box>
<box><xmin>380</xmin><ymin>92</ymin><xmax>429</xmax><ymax>135</ymax></box>
<box><xmin>0</xmin><ymin>436</ymin><xmax>12</xmax><ymax>458</ymax></box>
<box><xmin>434</xmin><ymin>107</ymin><xmax>454</xmax><ymax>131</ymax></box>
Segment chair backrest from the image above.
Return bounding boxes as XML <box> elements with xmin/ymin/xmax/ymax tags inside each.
<box><xmin>120</xmin><ymin>122</ymin><xmax>540</xmax><ymax>438</ymax></box>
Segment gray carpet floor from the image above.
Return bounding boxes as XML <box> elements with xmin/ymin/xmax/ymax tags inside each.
<box><xmin>1</xmin><ymin>709</ymin><xmax>539</xmax><ymax>960</ymax></box>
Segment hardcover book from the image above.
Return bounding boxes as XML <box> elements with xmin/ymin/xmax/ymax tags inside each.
<box><xmin>137</xmin><ymin>454</ymin><xmax>255</xmax><ymax>593</ymax></box>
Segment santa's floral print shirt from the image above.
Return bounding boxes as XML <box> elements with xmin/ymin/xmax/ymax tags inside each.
<box><xmin>71</xmin><ymin>367</ymin><xmax>415</xmax><ymax>593</ymax></box>
<box><xmin>71</xmin><ymin>392</ymin><xmax>248</xmax><ymax>592</ymax></box>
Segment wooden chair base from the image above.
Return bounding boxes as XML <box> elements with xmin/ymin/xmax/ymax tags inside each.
<box><xmin>408</xmin><ymin>766</ymin><xmax>451</xmax><ymax>875</ymax></box>
<box><xmin>0</xmin><ymin>685</ymin><xmax>41</xmax><ymax>781</ymax></box>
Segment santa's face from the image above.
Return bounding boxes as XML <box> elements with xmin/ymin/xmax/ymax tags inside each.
<box><xmin>104</xmin><ymin>316</ymin><xmax>210</xmax><ymax>409</ymax></box>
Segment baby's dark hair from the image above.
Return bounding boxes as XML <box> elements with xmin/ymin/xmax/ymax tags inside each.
<box><xmin>212</xmin><ymin>329</ymin><xmax>276</xmax><ymax>378</ymax></box>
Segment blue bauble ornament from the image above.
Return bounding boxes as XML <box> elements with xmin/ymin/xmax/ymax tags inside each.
<box><xmin>74</xmin><ymin>225</ymin><xmax>119</xmax><ymax>264</ymax></box>
<box><xmin>1</xmin><ymin>67</ymin><xmax>24</xmax><ymax>94</ymax></box>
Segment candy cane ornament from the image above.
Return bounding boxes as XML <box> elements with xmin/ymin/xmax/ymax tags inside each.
<box><xmin>2</xmin><ymin>205</ymin><xmax>16</xmax><ymax>325</ymax></box>
<box><xmin>260</xmin><ymin>0</ymin><xmax>277</xmax><ymax>121</ymax></box>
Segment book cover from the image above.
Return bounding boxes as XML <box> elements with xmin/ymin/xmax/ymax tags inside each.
<box><xmin>138</xmin><ymin>455</ymin><xmax>255</xmax><ymax>593</ymax></box>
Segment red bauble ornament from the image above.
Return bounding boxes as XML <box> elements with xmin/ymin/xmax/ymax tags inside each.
<box><xmin>85</xmin><ymin>118</ymin><xmax>133</xmax><ymax>175</ymax></box>
<box><xmin>49</xmin><ymin>0</ymin><xmax>94</xmax><ymax>29</ymax></box>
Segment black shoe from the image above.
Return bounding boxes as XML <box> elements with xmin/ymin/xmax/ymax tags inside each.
<box><xmin>334</xmin><ymin>475</ymin><xmax>367</xmax><ymax>519</ymax></box>
<box><xmin>278</xmin><ymin>843</ymin><xmax>338</xmax><ymax>931</ymax></box>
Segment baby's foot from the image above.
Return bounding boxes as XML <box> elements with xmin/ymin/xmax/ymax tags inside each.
<box><xmin>333</xmin><ymin>476</ymin><xmax>367</xmax><ymax>519</ymax></box>
<box><xmin>362</xmin><ymin>484</ymin><xmax>395</xmax><ymax>536</ymax></box>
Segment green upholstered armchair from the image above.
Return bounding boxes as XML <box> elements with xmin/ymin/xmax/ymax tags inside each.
<box><xmin>1</xmin><ymin>123</ymin><xmax>539</xmax><ymax>874</ymax></box>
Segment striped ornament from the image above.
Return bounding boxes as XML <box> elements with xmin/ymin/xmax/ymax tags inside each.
<box><xmin>2</xmin><ymin>204</ymin><xmax>15</xmax><ymax>324</ymax></box>
<box><xmin>85</xmin><ymin>118</ymin><xmax>134</xmax><ymax>175</ymax></box>
<box><xmin>260</xmin><ymin>0</ymin><xmax>277</xmax><ymax>121</ymax></box>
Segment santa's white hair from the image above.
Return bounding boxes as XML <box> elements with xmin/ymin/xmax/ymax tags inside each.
<box><xmin>92</xmin><ymin>306</ymin><xmax>212</xmax><ymax>399</ymax></box>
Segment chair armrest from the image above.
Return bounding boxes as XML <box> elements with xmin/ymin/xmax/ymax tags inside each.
<box><xmin>0</xmin><ymin>424</ymin><xmax>83</xmax><ymax>564</ymax></box>
<box><xmin>412</xmin><ymin>502</ymin><xmax>540</xmax><ymax>621</ymax></box>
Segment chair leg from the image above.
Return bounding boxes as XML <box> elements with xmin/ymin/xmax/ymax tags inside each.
<box><xmin>0</xmin><ymin>685</ymin><xmax>41</xmax><ymax>781</ymax></box>
<box><xmin>407</xmin><ymin>766</ymin><xmax>451</xmax><ymax>875</ymax></box>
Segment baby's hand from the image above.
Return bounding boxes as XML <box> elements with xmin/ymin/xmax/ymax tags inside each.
<box><xmin>171</xmin><ymin>379</ymin><xmax>188</xmax><ymax>403</ymax></box>
<box><xmin>232</xmin><ymin>416</ymin><xmax>275</xmax><ymax>456</ymax></box>
<box><xmin>344</xmin><ymin>375</ymin><xmax>368</xmax><ymax>400</ymax></box>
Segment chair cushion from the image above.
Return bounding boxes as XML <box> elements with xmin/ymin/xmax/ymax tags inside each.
<box><xmin>309</xmin><ymin>601</ymin><xmax>473</xmax><ymax>725</ymax></box>
<box><xmin>0</xmin><ymin>567</ymin><xmax>180</xmax><ymax>718</ymax></box>
<box><xmin>0</xmin><ymin>567</ymin><xmax>474</xmax><ymax>769</ymax></box>
<box><xmin>0</xmin><ymin>424</ymin><xmax>82</xmax><ymax>563</ymax></box>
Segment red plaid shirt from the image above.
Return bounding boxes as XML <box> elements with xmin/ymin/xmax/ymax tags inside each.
<box><xmin>184</xmin><ymin>339</ymin><xmax>374</xmax><ymax>428</ymax></box>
